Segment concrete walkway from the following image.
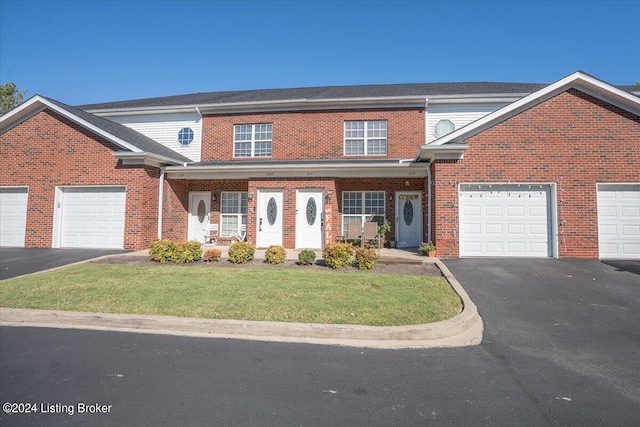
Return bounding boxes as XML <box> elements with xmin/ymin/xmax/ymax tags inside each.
<box><xmin>1</xmin><ymin>247</ymin><xmax>483</xmax><ymax>349</ymax></box>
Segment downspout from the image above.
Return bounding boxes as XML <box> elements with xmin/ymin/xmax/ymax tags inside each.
<box><xmin>157</xmin><ymin>167</ymin><xmax>165</xmax><ymax>239</ymax></box>
<box><xmin>427</xmin><ymin>162</ymin><xmax>432</xmax><ymax>244</ymax></box>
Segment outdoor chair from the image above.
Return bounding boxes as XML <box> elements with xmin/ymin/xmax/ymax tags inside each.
<box><xmin>346</xmin><ymin>222</ymin><xmax>362</xmax><ymax>245</ymax></box>
<box><xmin>230</xmin><ymin>224</ymin><xmax>246</xmax><ymax>243</ymax></box>
<box><xmin>204</xmin><ymin>223</ymin><xmax>218</xmax><ymax>245</ymax></box>
<box><xmin>362</xmin><ymin>221</ymin><xmax>380</xmax><ymax>251</ymax></box>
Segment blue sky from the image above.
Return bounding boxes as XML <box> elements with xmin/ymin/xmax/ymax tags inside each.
<box><xmin>1</xmin><ymin>0</ymin><xmax>638</xmax><ymax>106</ymax></box>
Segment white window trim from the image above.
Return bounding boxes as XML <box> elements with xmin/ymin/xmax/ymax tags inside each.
<box><xmin>220</xmin><ymin>191</ymin><xmax>248</xmax><ymax>236</ymax></box>
<box><xmin>233</xmin><ymin>124</ymin><xmax>272</xmax><ymax>158</ymax></box>
<box><xmin>341</xmin><ymin>191</ymin><xmax>386</xmax><ymax>232</ymax></box>
<box><xmin>343</xmin><ymin>120</ymin><xmax>388</xmax><ymax>156</ymax></box>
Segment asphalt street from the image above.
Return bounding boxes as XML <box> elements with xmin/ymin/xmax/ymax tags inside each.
<box><xmin>1</xmin><ymin>259</ymin><xmax>639</xmax><ymax>426</ymax></box>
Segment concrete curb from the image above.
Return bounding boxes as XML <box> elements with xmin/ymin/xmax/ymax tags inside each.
<box><xmin>0</xmin><ymin>260</ymin><xmax>483</xmax><ymax>349</ymax></box>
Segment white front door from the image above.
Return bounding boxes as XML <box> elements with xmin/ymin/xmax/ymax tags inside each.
<box><xmin>189</xmin><ymin>192</ymin><xmax>210</xmax><ymax>243</ymax></box>
<box><xmin>258</xmin><ymin>190</ymin><xmax>283</xmax><ymax>247</ymax></box>
<box><xmin>396</xmin><ymin>192</ymin><xmax>423</xmax><ymax>247</ymax></box>
<box><xmin>296</xmin><ymin>190</ymin><xmax>323</xmax><ymax>249</ymax></box>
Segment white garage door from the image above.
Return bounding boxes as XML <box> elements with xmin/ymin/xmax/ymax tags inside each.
<box><xmin>597</xmin><ymin>184</ymin><xmax>640</xmax><ymax>259</ymax></box>
<box><xmin>459</xmin><ymin>184</ymin><xmax>552</xmax><ymax>257</ymax></box>
<box><xmin>60</xmin><ymin>187</ymin><xmax>126</xmax><ymax>249</ymax></box>
<box><xmin>0</xmin><ymin>187</ymin><xmax>28</xmax><ymax>247</ymax></box>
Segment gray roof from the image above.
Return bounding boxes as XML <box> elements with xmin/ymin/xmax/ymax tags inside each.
<box><xmin>44</xmin><ymin>97</ymin><xmax>190</xmax><ymax>163</ymax></box>
<box><xmin>78</xmin><ymin>82</ymin><xmax>552</xmax><ymax>110</ymax></box>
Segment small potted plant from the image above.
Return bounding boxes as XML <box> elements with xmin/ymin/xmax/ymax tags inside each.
<box><xmin>372</xmin><ymin>215</ymin><xmax>391</xmax><ymax>248</ymax></box>
<box><xmin>419</xmin><ymin>242</ymin><xmax>436</xmax><ymax>257</ymax></box>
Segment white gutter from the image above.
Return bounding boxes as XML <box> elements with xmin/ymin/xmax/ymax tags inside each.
<box><xmin>157</xmin><ymin>167</ymin><xmax>165</xmax><ymax>239</ymax></box>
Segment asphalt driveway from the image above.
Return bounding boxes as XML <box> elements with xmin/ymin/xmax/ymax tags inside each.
<box><xmin>0</xmin><ymin>248</ymin><xmax>129</xmax><ymax>280</ymax></box>
<box><xmin>443</xmin><ymin>258</ymin><xmax>640</xmax><ymax>425</ymax></box>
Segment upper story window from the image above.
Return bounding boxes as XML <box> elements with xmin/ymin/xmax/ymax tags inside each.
<box><xmin>178</xmin><ymin>127</ymin><xmax>194</xmax><ymax>145</ymax></box>
<box><xmin>234</xmin><ymin>124</ymin><xmax>272</xmax><ymax>157</ymax></box>
<box><xmin>344</xmin><ymin>120</ymin><xmax>387</xmax><ymax>156</ymax></box>
<box><xmin>434</xmin><ymin>119</ymin><xmax>455</xmax><ymax>138</ymax></box>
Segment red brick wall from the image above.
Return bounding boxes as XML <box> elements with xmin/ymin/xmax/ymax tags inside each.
<box><xmin>201</xmin><ymin>108</ymin><xmax>424</xmax><ymax>161</ymax></box>
<box><xmin>0</xmin><ymin>109</ymin><xmax>160</xmax><ymax>250</ymax></box>
<box><xmin>432</xmin><ymin>89</ymin><xmax>640</xmax><ymax>258</ymax></box>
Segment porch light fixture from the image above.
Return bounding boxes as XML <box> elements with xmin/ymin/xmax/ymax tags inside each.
<box><xmin>325</xmin><ymin>191</ymin><xmax>332</xmax><ymax>204</ymax></box>
<box><xmin>247</xmin><ymin>192</ymin><xmax>254</xmax><ymax>200</ymax></box>
<box><xmin>212</xmin><ymin>193</ymin><xmax>217</xmax><ymax>202</ymax></box>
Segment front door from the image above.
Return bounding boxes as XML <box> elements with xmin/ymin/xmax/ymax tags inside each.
<box><xmin>296</xmin><ymin>190</ymin><xmax>323</xmax><ymax>249</ymax></box>
<box><xmin>396</xmin><ymin>191</ymin><xmax>422</xmax><ymax>247</ymax></box>
<box><xmin>257</xmin><ymin>190</ymin><xmax>283</xmax><ymax>247</ymax></box>
<box><xmin>189</xmin><ymin>191</ymin><xmax>210</xmax><ymax>243</ymax></box>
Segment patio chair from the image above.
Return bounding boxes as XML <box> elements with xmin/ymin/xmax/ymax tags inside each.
<box><xmin>362</xmin><ymin>221</ymin><xmax>380</xmax><ymax>251</ymax></box>
<box><xmin>230</xmin><ymin>224</ymin><xmax>246</xmax><ymax>243</ymax></box>
<box><xmin>204</xmin><ymin>223</ymin><xmax>218</xmax><ymax>245</ymax></box>
<box><xmin>346</xmin><ymin>222</ymin><xmax>362</xmax><ymax>245</ymax></box>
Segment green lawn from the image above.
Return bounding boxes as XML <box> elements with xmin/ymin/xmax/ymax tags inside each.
<box><xmin>0</xmin><ymin>264</ymin><xmax>462</xmax><ymax>326</ymax></box>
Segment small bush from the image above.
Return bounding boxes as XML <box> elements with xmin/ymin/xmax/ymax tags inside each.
<box><xmin>322</xmin><ymin>242</ymin><xmax>353</xmax><ymax>269</ymax></box>
<box><xmin>353</xmin><ymin>247</ymin><xmax>379</xmax><ymax>270</ymax></box>
<box><xmin>171</xmin><ymin>240</ymin><xmax>203</xmax><ymax>263</ymax></box>
<box><xmin>149</xmin><ymin>239</ymin><xmax>175</xmax><ymax>264</ymax></box>
<box><xmin>150</xmin><ymin>240</ymin><xmax>202</xmax><ymax>264</ymax></box>
<box><xmin>298</xmin><ymin>249</ymin><xmax>317</xmax><ymax>265</ymax></box>
<box><xmin>265</xmin><ymin>245</ymin><xmax>287</xmax><ymax>264</ymax></box>
<box><xmin>229</xmin><ymin>241</ymin><xmax>255</xmax><ymax>264</ymax></box>
<box><xmin>203</xmin><ymin>248</ymin><xmax>222</xmax><ymax>262</ymax></box>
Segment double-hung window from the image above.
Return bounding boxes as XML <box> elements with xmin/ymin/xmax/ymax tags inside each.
<box><xmin>344</xmin><ymin>120</ymin><xmax>387</xmax><ymax>156</ymax></box>
<box><xmin>220</xmin><ymin>192</ymin><xmax>247</xmax><ymax>236</ymax></box>
<box><xmin>342</xmin><ymin>191</ymin><xmax>385</xmax><ymax>232</ymax></box>
<box><xmin>234</xmin><ymin>124</ymin><xmax>272</xmax><ymax>157</ymax></box>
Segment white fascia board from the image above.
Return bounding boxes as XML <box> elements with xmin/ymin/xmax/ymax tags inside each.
<box><xmin>429</xmin><ymin>71</ymin><xmax>640</xmax><ymax>147</ymax></box>
<box><xmin>426</xmin><ymin>94</ymin><xmax>530</xmax><ymax>104</ymax></box>
<box><xmin>196</xmin><ymin>96</ymin><xmax>427</xmax><ymax>114</ymax></box>
<box><xmin>0</xmin><ymin>96</ymin><xmax>143</xmax><ymax>153</ymax></box>
<box><xmin>114</xmin><ymin>151</ymin><xmax>186</xmax><ymax>167</ymax></box>
<box><xmin>165</xmin><ymin>161</ymin><xmax>428</xmax><ymax>180</ymax></box>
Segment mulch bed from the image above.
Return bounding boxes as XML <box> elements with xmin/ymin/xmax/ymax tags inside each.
<box><xmin>93</xmin><ymin>255</ymin><xmax>442</xmax><ymax>277</ymax></box>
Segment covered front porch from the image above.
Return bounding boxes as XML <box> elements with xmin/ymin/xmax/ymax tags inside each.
<box><xmin>161</xmin><ymin>159</ymin><xmax>430</xmax><ymax>249</ymax></box>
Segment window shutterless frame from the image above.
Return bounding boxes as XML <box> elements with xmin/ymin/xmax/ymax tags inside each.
<box><xmin>343</xmin><ymin>120</ymin><xmax>387</xmax><ymax>156</ymax></box>
<box><xmin>233</xmin><ymin>124</ymin><xmax>272</xmax><ymax>158</ymax></box>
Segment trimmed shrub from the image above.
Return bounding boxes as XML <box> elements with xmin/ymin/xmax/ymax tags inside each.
<box><xmin>265</xmin><ymin>245</ymin><xmax>286</xmax><ymax>264</ymax></box>
<box><xmin>149</xmin><ymin>239</ymin><xmax>175</xmax><ymax>264</ymax></box>
<box><xmin>322</xmin><ymin>242</ymin><xmax>353</xmax><ymax>269</ymax></box>
<box><xmin>298</xmin><ymin>249</ymin><xmax>317</xmax><ymax>265</ymax></box>
<box><xmin>353</xmin><ymin>247</ymin><xmax>378</xmax><ymax>270</ymax></box>
<box><xmin>171</xmin><ymin>240</ymin><xmax>202</xmax><ymax>263</ymax></box>
<box><xmin>203</xmin><ymin>248</ymin><xmax>222</xmax><ymax>262</ymax></box>
<box><xmin>149</xmin><ymin>240</ymin><xmax>202</xmax><ymax>264</ymax></box>
<box><xmin>229</xmin><ymin>241</ymin><xmax>255</xmax><ymax>264</ymax></box>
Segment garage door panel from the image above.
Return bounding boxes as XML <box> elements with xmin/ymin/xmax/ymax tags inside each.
<box><xmin>598</xmin><ymin>185</ymin><xmax>640</xmax><ymax>259</ymax></box>
<box><xmin>1</xmin><ymin>188</ymin><xmax>28</xmax><ymax>247</ymax></box>
<box><xmin>506</xmin><ymin>205</ymin><xmax>525</xmax><ymax>217</ymax></box>
<box><xmin>459</xmin><ymin>184</ymin><xmax>552</xmax><ymax>257</ymax></box>
<box><xmin>60</xmin><ymin>187</ymin><xmax>126</xmax><ymax>249</ymax></box>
